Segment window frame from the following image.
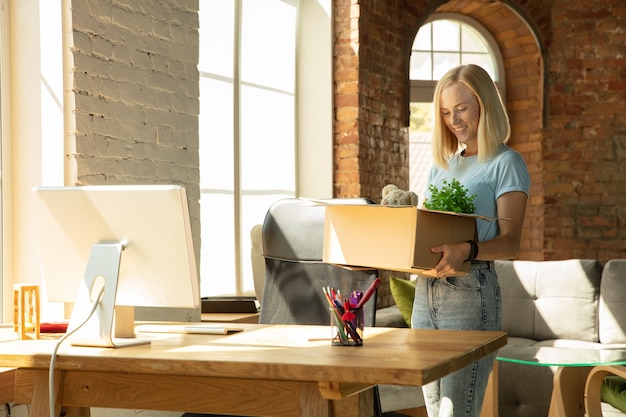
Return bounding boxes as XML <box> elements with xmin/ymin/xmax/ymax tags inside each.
<box><xmin>0</xmin><ymin>0</ymin><xmax>7</xmax><ymax>321</ymax></box>
<box><xmin>198</xmin><ymin>0</ymin><xmax>333</xmax><ymax>298</ymax></box>
<box><xmin>410</xmin><ymin>13</ymin><xmax>506</xmax><ymax>103</ymax></box>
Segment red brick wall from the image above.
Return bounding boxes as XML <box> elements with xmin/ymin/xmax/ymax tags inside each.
<box><xmin>333</xmin><ymin>0</ymin><xmax>626</xmax><ymax>264</ymax></box>
<box><xmin>334</xmin><ymin>0</ymin><xmax>410</xmax><ymax>201</ymax></box>
<box><xmin>543</xmin><ymin>1</ymin><xmax>626</xmax><ymax>261</ymax></box>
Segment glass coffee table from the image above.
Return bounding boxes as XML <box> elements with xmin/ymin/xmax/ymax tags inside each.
<box><xmin>480</xmin><ymin>344</ymin><xmax>626</xmax><ymax>417</ymax></box>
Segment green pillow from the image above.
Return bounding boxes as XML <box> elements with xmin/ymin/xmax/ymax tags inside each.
<box><xmin>389</xmin><ymin>276</ymin><xmax>416</xmax><ymax>327</ymax></box>
<box><xmin>601</xmin><ymin>376</ymin><xmax>626</xmax><ymax>413</ymax></box>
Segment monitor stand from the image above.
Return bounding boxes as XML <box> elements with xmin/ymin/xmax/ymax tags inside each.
<box><xmin>66</xmin><ymin>242</ymin><xmax>150</xmax><ymax>348</ymax></box>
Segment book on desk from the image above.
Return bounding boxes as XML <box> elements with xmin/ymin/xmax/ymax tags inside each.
<box><xmin>201</xmin><ymin>296</ymin><xmax>259</xmax><ymax>314</ymax></box>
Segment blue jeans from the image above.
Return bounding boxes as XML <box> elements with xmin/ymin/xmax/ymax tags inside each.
<box><xmin>411</xmin><ymin>261</ymin><xmax>501</xmax><ymax>417</ymax></box>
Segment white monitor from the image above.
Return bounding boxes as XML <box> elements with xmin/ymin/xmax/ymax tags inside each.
<box><xmin>33</xmin><ymin>184</ymin><xmax>200</xmax><ymax>347</ymax></box>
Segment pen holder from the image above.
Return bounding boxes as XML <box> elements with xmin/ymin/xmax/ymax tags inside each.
<box><xmin>330</xmin><ymin>307</ymin><xmax>364</xmax><ymax>346</ymax></box>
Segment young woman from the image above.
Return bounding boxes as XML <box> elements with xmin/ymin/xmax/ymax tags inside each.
<box><xmin>411</xmin><ymin>64</ymin><xmax>530</xmax><ymax>417</ymax></box>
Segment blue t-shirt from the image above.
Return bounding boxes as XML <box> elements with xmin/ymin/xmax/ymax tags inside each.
<box><xmin>425</xmin><ymin>144</ymin><xmax>530</xmax><ymax>242</ymax></box>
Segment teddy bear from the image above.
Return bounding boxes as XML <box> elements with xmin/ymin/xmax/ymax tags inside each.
<box><xmin>380</xmin><ymin>184</ymin><xmax>418</xmax><ymax>206</ymax></box>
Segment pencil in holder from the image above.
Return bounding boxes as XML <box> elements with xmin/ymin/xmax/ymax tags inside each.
<box><xmin>330</xmin><ymin>307</ymin><xmax>364</xmax><ymax>346</ymax></box>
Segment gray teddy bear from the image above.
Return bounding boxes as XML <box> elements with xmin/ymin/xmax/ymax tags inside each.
<box><xmin>381</xmin><ymin>184</ymin><xmax>418</xmax><ymax>206</ymax></box>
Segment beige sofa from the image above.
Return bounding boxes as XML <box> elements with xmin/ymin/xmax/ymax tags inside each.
<box><xmin>378</xmin><ymin>259</ymin><xmax>626</xmax><ymax>417</ymax></box>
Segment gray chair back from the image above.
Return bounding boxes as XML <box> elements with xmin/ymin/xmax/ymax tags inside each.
<box><xmin>259</xmin><ymin>198</ymin><xmax>379</xmax><ymax>326</ymax></box>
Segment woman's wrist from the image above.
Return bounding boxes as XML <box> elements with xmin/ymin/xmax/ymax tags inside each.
<box><xmin>466</xmin><ymin>240</ymin><xmax>479</xmax><ymax>261</ymax></box>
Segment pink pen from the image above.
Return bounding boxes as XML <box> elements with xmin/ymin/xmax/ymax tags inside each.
<box><xmin>355</xmin><ymin>277</ymin><xmax>381</xmax><ymax>309</ymax></box>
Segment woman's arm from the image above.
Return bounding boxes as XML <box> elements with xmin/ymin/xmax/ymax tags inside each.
<box><xmin>427</xmin><ymin>191</ymin><xmax>528</xmax><ymax>277</ymax></box>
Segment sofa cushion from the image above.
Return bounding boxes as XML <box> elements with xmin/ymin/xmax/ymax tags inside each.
<box><xmin>602</xmin><ymin>375</ymin><xmax>626</xmax><ymax>414</ymax></box>
<box><xmin>375</xmin><ymin>305</ymin><xmax>408</xmax><ymax>328</ymax></box>
<box><xmin>599</xmin><ymin>260</ymin><xmax>626</xmax><ymax>344</ymax></box>
<box><xmin>497</xmin><ymin>259</ymin><xmax>602</xmax><ymax>342</ymax></box>
<box><xmin>389</xmin><ymin>276</ymin><xmax>416</xmax><ymax>327</ymax></box>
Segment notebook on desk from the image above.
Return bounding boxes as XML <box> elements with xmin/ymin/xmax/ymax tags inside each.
<box><xmin>136</xmin><ymin>324</ymin><xmax>244</xmax><ymax>335</ymax></box>
<box><xmin>201</xmin><ymin>296</ymin><xmax>259</xmax><ymax>314</ymax></box>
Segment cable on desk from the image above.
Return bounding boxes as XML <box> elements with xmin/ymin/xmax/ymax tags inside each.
<box><xmin>3</xmin><ymin>403</ymin><xmax>10</xmax><ymax>417</ymax></box>
<box><xmin>48</xmin><ymin>286</ymin><xmax>105</xmax><ymax>417</ymax></box>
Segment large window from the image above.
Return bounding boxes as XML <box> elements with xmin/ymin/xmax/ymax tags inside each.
<box><xmin>409</xmin><ymin>14</ymin><xmax>504</xmax><ymax>197</ymax></box>
<box><xmin>198</xmin><ymin>0</ymin><xmax>296</xmax><ymax>297</ymax></box>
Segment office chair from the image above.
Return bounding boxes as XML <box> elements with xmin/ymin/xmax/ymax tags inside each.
<box><xmin>259</xmin><ymin>197</ymin><xmax>379</xmax><ymax>327</ymax></box>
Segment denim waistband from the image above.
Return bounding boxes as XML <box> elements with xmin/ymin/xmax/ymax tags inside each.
<box><xmin>471</xmin><ymin>260</ymin><xmax>495</xmax><ymax>271</ymax></box>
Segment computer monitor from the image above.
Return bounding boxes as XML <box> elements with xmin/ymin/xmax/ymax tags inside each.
<box><xmin>33</xmin><ymin>184</ymin><xmax>200</xmax><ymax>347</ymax></box>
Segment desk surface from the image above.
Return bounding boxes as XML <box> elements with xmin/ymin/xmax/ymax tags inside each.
<box><xmin>0</xmin><ymin>324</ymin><xmax>505</xmax><ymax>387</ymax></box>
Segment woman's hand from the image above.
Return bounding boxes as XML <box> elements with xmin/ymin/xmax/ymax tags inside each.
<box><xmin>426</xmin><ymin>241</ymin><xmax>472</xmax><ymax>278</ymax></box>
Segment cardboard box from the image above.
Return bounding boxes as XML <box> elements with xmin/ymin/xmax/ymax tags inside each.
<box><xmin>322</xmin><ymin>205</ymin><xmax>486</xmax><ymax>275</ymax></box>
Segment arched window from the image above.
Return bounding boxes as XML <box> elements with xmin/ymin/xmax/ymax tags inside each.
<box><xmin>409</xmin><ymin>13</ymin><xmax>504</xmax><ymax>196</ymax></box>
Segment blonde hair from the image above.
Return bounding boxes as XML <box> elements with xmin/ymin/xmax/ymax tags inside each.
<box><xmin>431</xmin><ymin>64</ymin><xmax>510</xmax><ymax>168</ymax></box>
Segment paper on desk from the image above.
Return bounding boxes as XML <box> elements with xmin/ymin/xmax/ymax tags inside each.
<box><xmin>136</xmin><ymin>324</ymin><xmax>243</xmax><ymax>335</ymax></box>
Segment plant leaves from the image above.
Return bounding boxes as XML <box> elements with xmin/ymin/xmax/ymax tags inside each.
<box><xmin>423</xmin><ymin>178</ymin><xmax>476</xmax><ymax>214</ymax></box>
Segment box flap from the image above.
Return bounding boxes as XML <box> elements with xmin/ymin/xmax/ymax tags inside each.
<box><xmin>323</xmin><ymin>205</ymin><xmax>417</xmax><ymax>270</ymax></box>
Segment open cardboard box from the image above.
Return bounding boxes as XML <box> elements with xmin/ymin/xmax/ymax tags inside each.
<box><xmin>322</xmin><ymin>205</ymin><xmax>498</xmax><ymax>276</ymax></box>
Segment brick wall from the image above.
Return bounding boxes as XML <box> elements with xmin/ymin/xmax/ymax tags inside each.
<box><xmin>544</xmin><ymin>0</ymin><xmax>626</xmax><ymax>261</ymax></box>
<box><xmin>333</xmin><ymin>0</ymin><xmax>411</xmax><ymax>200</ymax></box>
<box><xmin>69</xmin><ymin>0</ymin><xmax>200</xmax><ymax>250</ymax></box>
<box><xmin>65</xmin><ymin>2</ymin><xmax>200</xmax><ymax>412</ymax></box>
<box><xmin>333</xmin><ymin>0</ymin><xmax>626</xmax><ymax>264</ymax></box>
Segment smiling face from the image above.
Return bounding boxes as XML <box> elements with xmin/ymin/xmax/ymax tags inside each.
<box><xmin>439</xmin><ymin>82</ymin><xmax>481</xmax><ymax>154</ymax></box>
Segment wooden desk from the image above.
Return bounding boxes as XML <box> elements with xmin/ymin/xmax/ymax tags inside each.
<box><xmin>0</xmin><ymin>367</ymin><xmax>16</xmax><ymax>403</ymax></box>
<box><xmin>0</xmin><ymin>324</ymin><xmax>506</xmax><ymax>417</ymax></box>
